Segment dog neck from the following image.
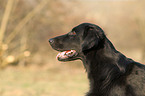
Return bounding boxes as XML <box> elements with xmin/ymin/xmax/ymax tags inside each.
<box><xmin>81</xmin><ymin>38</ymin><xmax>121</xmax><ymax>72</ymax></box>
<box><xmin>81</xmin><ymin>38</ymin><xmax>132</xmax><ymax>95</ymax></box>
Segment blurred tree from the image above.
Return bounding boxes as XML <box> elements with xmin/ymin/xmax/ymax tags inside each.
<box><xmin>1</xmin><ymin>0</ymin><xmax>144</xmax><ymax>68</ymax></box>
<box><xmin>0</xmin><ymin>0</ymin><xmax>49</xmax><ymax>68</ymax></box>
<box><xmin>0</xmin><ymin>0</ymin><xmax>14</xmax><ymax>67</ymax></box>
<box><xmin>0</xmin><ymin>0</ymin><xmax>80</xmax><ymax>67</ymax></box>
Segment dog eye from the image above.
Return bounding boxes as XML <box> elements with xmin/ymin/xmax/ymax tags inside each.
<box><xmin>68</xmin><ymin>31</ymin><xmax>76</xmax><ymax>36</ymax></box>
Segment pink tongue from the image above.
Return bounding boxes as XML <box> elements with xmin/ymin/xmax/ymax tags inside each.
<box><xmin>65</xmin><ymin>50</ymin><xmax>71</xmax><ymax>53</ymax></box>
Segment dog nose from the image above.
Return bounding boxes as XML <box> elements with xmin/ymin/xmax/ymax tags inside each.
<box><xmin>49</xmin><ymin>38</ymin><xmax>54</xmax><ymax>44</ymax></box>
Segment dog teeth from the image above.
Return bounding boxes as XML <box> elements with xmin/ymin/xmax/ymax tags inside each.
<box><xmin>66</xmin><ymin>50</ymin><xmax>73</xmax><ymax>55</ymax></box>
<box><xmin>65</xmin><ymin>50</ymin><xmax>77</xmax><ymax>57</ymax></box>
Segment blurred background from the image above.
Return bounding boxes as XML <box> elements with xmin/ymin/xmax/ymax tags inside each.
<box><xmin>0</xmin><ymin>0</ymin><xmax>145</xmax><ymax>96</ymax></box>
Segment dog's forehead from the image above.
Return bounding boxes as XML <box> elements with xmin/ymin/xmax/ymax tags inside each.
<box><xmin>72</xmin><ymin>23</ymin><xmax>92</xmax><ymax>33</ymax></box>
<box><xmin>71</xmin><ymin>23</ymin><xmax>104</xmax><ymax>36</ymax></box>
<box><xmin>72</xmin><ymin>26</ymin><xmax>84</xmax><ymax>32</ymax></box>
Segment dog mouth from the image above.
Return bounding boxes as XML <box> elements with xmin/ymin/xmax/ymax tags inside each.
<box><xmin>56</xmin><ymin>50</ymin><xmax>78</xmax><ymax>61</ymax></box>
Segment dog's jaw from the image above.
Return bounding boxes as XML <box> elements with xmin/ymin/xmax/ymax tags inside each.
<box><xmin>56</xmin><ymin>50</ymin><xmax>78</xmax><ymax>61</ymax></box>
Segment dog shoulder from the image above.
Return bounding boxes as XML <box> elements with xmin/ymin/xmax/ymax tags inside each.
<box><xmin>126</xmin><ymin>62</ymin><xmax>145</xmax><ymax>95</ymax></box>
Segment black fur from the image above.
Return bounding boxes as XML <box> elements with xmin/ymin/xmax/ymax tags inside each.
<box><xmin>49</xmin><ymin>23</ymin><xmax>145</xmax><ymax>96</ymax></box>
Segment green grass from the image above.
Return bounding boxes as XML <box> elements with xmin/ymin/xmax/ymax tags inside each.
<box><xmin>0</xmin><ymin>65</ymin><xmax>89</xmax><ymax>96</ymax></box>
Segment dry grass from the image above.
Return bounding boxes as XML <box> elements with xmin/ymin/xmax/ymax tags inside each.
<box><xmin>0</xmin><ymin>64</ymin><xmax>89</xmax><ymax>96</ymax></box>
<box><xmin>0</xmin><ymin>49</ymin><xmax>144</xmax><ymax>96</ymax></box>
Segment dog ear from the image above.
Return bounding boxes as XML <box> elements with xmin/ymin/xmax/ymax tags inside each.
<box><xmin>81</xmin><ymin>25</ymin><xmax>100</xmax><ymax>52</ymax></box>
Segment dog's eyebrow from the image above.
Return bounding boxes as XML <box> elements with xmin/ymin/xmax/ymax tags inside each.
<box><xmin>71</xmin><ymin>28</ymin><xmax>75</xmax><ymax>32</ymax></box>
<box><xmin>71</xmin><ymin>29</ymin><xmax>77</xmax><ymax>33</ymax></box>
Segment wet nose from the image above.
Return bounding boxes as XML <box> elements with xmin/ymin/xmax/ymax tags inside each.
<box><xmin>49</xmin><ymin>38</ymin><xmax>54</xmax><ymax>44</ymax></box>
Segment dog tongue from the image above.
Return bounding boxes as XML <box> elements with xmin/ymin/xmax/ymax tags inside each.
<box><xmin>56</xmin><ymin>50</ymin><xmax>77</xmax><ymax>60</ymax></box>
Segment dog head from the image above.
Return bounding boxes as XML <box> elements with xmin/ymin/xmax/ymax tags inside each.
<box><xmin>49</xmin><ymin>23</ymin><xmax>105</xmax><ymax>61</ymax></box>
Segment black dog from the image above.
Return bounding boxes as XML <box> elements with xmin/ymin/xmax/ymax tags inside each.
<box><xmin>49</xmin><ymin>23</ymin><xmax>145</xmax><ymax>96</ymax></box>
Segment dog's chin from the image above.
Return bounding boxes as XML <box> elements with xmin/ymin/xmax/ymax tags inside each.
<box><xmin>56</xmin><ymin>50</ymin><xmax>79</xmax><ymax>62</ymax></box>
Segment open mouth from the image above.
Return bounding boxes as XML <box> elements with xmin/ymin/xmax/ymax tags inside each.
<box><xmin>56</xmin><ymin>50</ymin><xmax>78</xmax><ymax>61</ymax></box>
